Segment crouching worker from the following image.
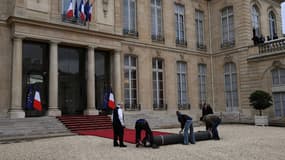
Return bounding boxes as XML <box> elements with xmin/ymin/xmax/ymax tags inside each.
<box><xmin>135</xmin><ymin>119</ymin><xmax>156</xmax><ymax>148</ymax></box>
<box><xmin>176</xmin><ymin>111</ymin><xmax>195</xmax><ymax>145</ymax></box>
<box><xmin>203</xmin><ymin>114</ymin><xmax>222</xmax><ymax>140</ymax></box>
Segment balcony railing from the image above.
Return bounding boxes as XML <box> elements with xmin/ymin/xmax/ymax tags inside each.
<box><xmin>62</xmin><ymin>14</ymin><xmax>85</xmax><ymax>25</ymax></box>
<box><xmin>258</xmin><ymin>38</ymin><xmax>285</xmax><ymax>54</ymax></box>
<box><xmin>125</xmin><ymin>104</ymin><xmax>141</xmax><ymax>111</ymax></box>
<box><xmin>197</xmin><ymin>43</ymin><xmax>207</xmax><ymax>50</ymax></box>
<box><xmin>152</xmin><ymin>34</ymin><xmax>165</xmax><ymax>42</ymax></box>
<box><xmin>176</xmin><ymin>39</ymin><xmax>187</xmax><ymax>47</ymax></box>
<box><xmin>221</xmin><ymin>40</ymin><xmax>235</xmax><ymax>48</ymax></box>
<box><xmin>178</xmin><ymin>104</ymin><xmax>191</xmax><ymax>110</ymax></box>
<box><xmin>123</xmin><ymin>29</ymin><xmax>139</xmax><ymax>37</ymax></box>
<box><xmin>153</xmin><ymin>103</ymin><xmax>167</xmax><ymax>111</ymax></box>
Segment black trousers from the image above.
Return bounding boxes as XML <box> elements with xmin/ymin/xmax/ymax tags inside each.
<box><xmin>135</xmin><ymin>121</ymin><xmax>153</xmax><ymax>146</ymax></box>
<box><xmin>113</xmin><ymin>125</ymin><xmax>124</xmax><ymax>145</ymax></box>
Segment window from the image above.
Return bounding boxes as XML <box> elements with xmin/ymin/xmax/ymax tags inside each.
<box><xmin>177</xmin><ymin>62</ymin><xmax>189</xmax><ymax>109</ymax></box>
<box><xmin>221</xmin><ymin>7</ymin><xmax>235</xmax><ymax>48</ymax></box>
<box><xmin>62</xmin><ymin>0</ymin><xmax>86</xmax><ymax>25</ymax></box>
<box><xmin>251</xmin><ymin>5</ymin><xmax>260</xmax><ymax>37</ymax></box>
<box><xmin>175</xmin><ymin>4</ymin><xmax>187</xmax><ymax>46</ymax></box>
<box><xmin>224</xmin><ymin>63</ymin><xmax>238</xmax><ymax>112</ymax></box>
<box><xmin>198</xmin><ymin>64</ymin><xmax>207</xmax><ymax>105</ymax></box>
<box><xmin>151</xmin><ymin>0</ymin><xmax>164</xmax><ymax>41</ymax></box>
<box><xmin>152</xmin><ymin>58</ymin><xmax>166</xmax><ymax>110</ymax></box>
<box><xmin>123</xmin><ymin>0</ymin><xmax>138</xmax><ymax>36</ymax></box>
<box><xmin>269</xmin><ymin>11</ymin><xmax>277</xmax><ymax>40</ymax></box>
<box><xmin>195</xmin><ymin>10</ymin><xmax>205</xmax><ymax>49</ymax></box>
<box><xmin>124</xmin><ymin>55</ymin><xmax>139</xmax><ymax>111</ymax></box>
<box><xmin>272</xmin><ymin>68</ymin><xmax>285</xmax><ymax>117</ymax></box>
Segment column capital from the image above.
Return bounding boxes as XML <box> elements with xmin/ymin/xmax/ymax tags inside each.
<box><xmin>49</xmin><ymin>40</ymin><xmax>61</xmax><ymax>44</ymax></box>
<box><xmin>88</xmin><ymin>45</ymin><xmax>97</xmax><ymax>49</ymax></box>
<box><xmin>12</xmin><ymin>36</ymin><xmax>25</xmax><ymax>41</ymax></box>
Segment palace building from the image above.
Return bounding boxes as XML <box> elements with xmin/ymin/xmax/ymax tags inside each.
<box><xmin>0</xmin><ymin>0</ymin><xmax>284</xmax><ymax>124</ymax></box>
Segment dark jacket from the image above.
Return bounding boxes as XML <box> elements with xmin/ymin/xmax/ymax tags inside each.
<box><xmin>204</xmin><ymin>114</ymin><xmax>221</xmax><ymax>129</ymax></box>
<box><xmin>177</xmin><ymin>113</ymin><xmax>192</xmax><ymax>130</ymax></box>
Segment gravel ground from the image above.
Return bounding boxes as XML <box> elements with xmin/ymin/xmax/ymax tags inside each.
<box><xmin>0</xmin><ymin>124</ymin><xmax>285</xmax><ymax>160</ymax></box>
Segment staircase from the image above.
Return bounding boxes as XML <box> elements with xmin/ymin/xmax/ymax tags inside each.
<box><xmin>0</xmin><ymin>117</ymin><xmax>72</xmax><ymax>142</ymax></box>
<box><xmin>56</xmin><ymin>115</ymin><xmax>113</xmax><ymax>133</ymax></box>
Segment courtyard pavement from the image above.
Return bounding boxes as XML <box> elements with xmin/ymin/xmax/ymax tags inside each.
<box><xmin>0</xmin><ymin>124</ymin><xmax>284</xmax><ymax>160</ymax></box>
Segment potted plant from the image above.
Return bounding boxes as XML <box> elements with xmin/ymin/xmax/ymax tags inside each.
<box><xmin>249</xmin><ymin>90</ymin><xmax>273</xmax><ymax>126</ymax></box>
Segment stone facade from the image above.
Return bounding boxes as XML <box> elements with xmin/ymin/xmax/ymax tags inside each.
<box><xmin>0</xmin><ymin>0</ymin><xmax>284</xmax><ymax>124</ymax></box>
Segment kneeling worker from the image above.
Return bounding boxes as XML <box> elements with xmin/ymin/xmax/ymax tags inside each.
<box><xmin>135</xmin><ymin>119</ymin><xmax>154</xmax><ymax>148</ymax></box>
<box><xmin>203</xmin><ymin>114</ymin><xmax>222</xmax><ymax>140</ymax></box>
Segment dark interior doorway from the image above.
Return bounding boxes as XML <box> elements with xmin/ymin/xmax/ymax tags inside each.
<box><xmin>58</xmin><ymin>46</ymin><xmax>86</xmax><ymax>115</ymax></box>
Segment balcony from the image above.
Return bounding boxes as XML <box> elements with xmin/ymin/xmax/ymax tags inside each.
<box><xmin>178</xmin><ymin>104</ymin><xmax>191</xmax><ymax>110</ymax></box>
<box><xmin>176</xmin><ymin>39</ymin><xmax>187</xmax><ymax>47</ymax></box>
<box><xmin>258</xmin><ymin>38</ymin><xmax>285</xmax><ymax>54</ymax></box>
<box><xmin>248</xmin><ymin>37</ymin><xmax>285</xmax><ymax>61</ymax></box>
<box><xmin>123</xmin><ymin>29</ymin><xmax>139</xmax><ymax>37</ymax></box>
<box><xmin>152</xmin><ymin>34</ymin><xmax>165</xmax><ymax>42</ymax></box>
<box><xmin>197</xmin><ymin>42</ymin><xmax>207</xmax><ymax>50</ymax></box>
<box><xmin>153</xmin><ymin>103</ymin><xmax>167</xmax><ymax>111</ymax></box>
<box><xmin>125</xmin><ymin>104</ymin><xmax>141</xmax><ymax>111</ymax></box>
<box><xmin>62</xmin><ymin>14</ymin><xmax>85</xmax><ymax>26</ymax></box>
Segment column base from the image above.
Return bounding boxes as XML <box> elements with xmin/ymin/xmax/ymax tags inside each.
<box><xmin>84</xmin><ymin>108</ymin><xmax>99</xmax><ymax>115</ymax></box>
<box><xmin>47</xmin><ymin>109</ymin><xmax>62</xmax><ymax>117</ymax></box>
<box><xmin>9</xmin><ymin>109</ymin><xmax>25</xmax><ymax>118</ymax></box>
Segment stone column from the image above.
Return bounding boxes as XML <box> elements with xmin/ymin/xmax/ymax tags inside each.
<box><xmin>114</xmin><ymin>50</ymin><xmax>122</xmax><ymax>103</ymax></box>
<box><xmin>9</xmin><ymin>37</ymin><xmax>25</xmax><ymax>118</ymax></box>
<box><xmin>84</xmin><ymin>46</ymin><xmax>98</xmax><ymax>115</ymax></box>
<box><xmin>47</xmin><ymin>41</ymin><xmax>61</xmax><ymax>116</ymax></box>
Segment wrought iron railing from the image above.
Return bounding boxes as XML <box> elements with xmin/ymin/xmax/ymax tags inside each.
<box><xmin>153</xmin><ymin>103</ymin><xmax>167</xmax><ymax>111</ymax></box>
<box><xmin>62</xmin><ymin>14</ymin><xmax>85</xmax><ymax>25</ymax></box>
<box><xmin>176</xmin><ymin>38</ymin><xmax>187</xmax><ymax>46</ymax></box>
<box><xmin>197</xmin><ymin>42</ymin><xmax>207</xmax><ymax>50</ymax></box>
<box><xmin>221</xmin><ymin>40</ymin><xmax>235</xmax><ymax>48</ymax></box>
<box><xmin>258</xmin><ymin>38</ymin><xmax>285</xmax><ymax>54</ymax></box>
<box><xmin>178</xmin><ymin>104</ymin><xmax>191</xmax><ymax>110</ymax></box>
<box><xmin>123</xmin><ymin>29</ymin><xmax>139</xmax><ymax>37</ymax></box>
<box><xmin>152</xmin><ymin>34</ymin><xmax>165</xmax><ymax>42</ymax></box>
<box><xmin>125</xmin><ymin>104</ymin><xmax>141</xmax><ymax>111</ymax></box>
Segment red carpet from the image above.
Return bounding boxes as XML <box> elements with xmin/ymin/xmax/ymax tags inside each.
<box><xmin>77</xmin><ymin>128</ymin><xmax>170</xmax><ymax>144</ymax></box>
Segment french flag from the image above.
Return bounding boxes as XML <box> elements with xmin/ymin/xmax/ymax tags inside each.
<box><xmin>66</xmin><ymin>0</ymin><xmax>73</xmax><ymax>18</ymax></box>
<box><xmin>87</xmin><ymin>3</ymin><xmax>93</xmax><ymax>22</ymax></box>
<box><xmin>33</xmin><ymin>91</ymin><xmax>42</xmax><ymax>111</ymax></box>
<box><xmin>108</xmin><ymin>92</ymin><xmax>115</xmax><ymax>110</ymax></box>
<box><xmin>79</xmin><ymin>0</ymin><xmax>85</xmax><ymax>21</ymax></box>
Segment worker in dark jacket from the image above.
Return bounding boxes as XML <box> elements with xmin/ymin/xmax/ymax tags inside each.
<box><xmin>203</xmin><ymin>114</ymin><xmax>222</xmax><ymax>140</ymax></box>
<box><xmin>135</xmin><ymin>119</ymin><xmax>154</xmax><ymax>148</ymax></box>
<box><xmin>112</xmin><ymin>104</ymin><xmax>127</xmax><ymax>147</ymax></box>
<box><xmin>176</xmin><ymin>111</ymin><xmax>195</xmax><ymax>145</ymax></box>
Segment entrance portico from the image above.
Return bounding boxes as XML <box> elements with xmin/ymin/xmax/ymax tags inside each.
<box><xmin>8</xmin><ymin>21</ymin><xmax>122</xmax><ymax>118</ymax></box>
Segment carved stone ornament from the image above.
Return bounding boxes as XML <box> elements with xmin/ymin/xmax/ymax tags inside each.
<box><xmin>102</xmin><ymin>0</ymin><xmax>109</xmax><ymax>17</ymax></box>
<box><xmin>156</xmin><ymin>50</ymin><xmax>161</xmax><ymax>57</ymax></box>
<box><xmin>272</xmin><ymin>61</ymin><xmax>282</xmax><ymax>68</ymax></box>
<box><xmin>180</xmin><ymin>54</ymin><xmax>184</xmax><ymax>60</ymax></box>
<box><xmin>128</xmin><ymin>46</ymin><xmax>134</xmax><ymax>53</ymax></box>
<box><xmin>224</xmin><ymin>55</ymin><xmax>233</xmax><ymax>63</ymax></box>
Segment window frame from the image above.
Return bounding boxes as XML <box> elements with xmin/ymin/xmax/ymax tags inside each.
<box><xmin>198</xmin><ymin>64</ymin><xmax>207</xmax><ymax>105</ymax></box>
<box><xmin>175</xmin><ymin>3</ymin><xmax>187</xmax><ymax>46</ymax></box>
<box><xmin>195</xmin><ymin>10</ymin><xmax>205</xmax><ymax>49</ymax></box>
<box><xmin>224</xmin><ymin>62</ymin><xmax>239</xmax><ymax>112</ymax></box>
<box><xmin>177</xmin><ymin>61</ymin><xmax>189</xmax><ymax>109</ymax></box>
<box><xmin>152</xmin><ymin>58</ymin><xmax>166</xmax><ymax>110</ymax></box>
<box><xmin>151</xmin><ymin>0</ymin><xmax>164</xmax><ymax>42</ymax></box>
<box><xmin>124</xmin><ymin>55</ymin><xmax>139</xmax><ymax>111</ymax></box>
<box><xmin>221</xmin><ymin>6</ymin><xmax>235</xmax><ymax>48</ymax></box>
<box><xmin>123</xmin><ymin>0</ymin><xmax>138</xmax><ymax>36</ymax></box>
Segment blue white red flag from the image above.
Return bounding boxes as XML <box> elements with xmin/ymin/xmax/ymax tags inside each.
<box><xmin>108</xmin><ymin>92</ymin><xmax>115</xmax><ymax>110</ymax></box>
<box><xmin>33</xmin><ymin>90</ymin><xmax>42</xmax><ymax>111</ymax></box>
<box><xmin>79</xmin><ymin>0</ymin><xmax>85</xmax><ymax>21</ymax></box>
<box><xmin>66</xmin><ymin>0</ymin><xmax>73</xmax><ymax>18</ymax></box>
<box><xmin>74</xmin><ymin>0</ymin><xmax>78</xmax><ymax>18</ymax></box>
<box><xmin>25</xmin><ymin>85</ymin><xmax>34</xmax><ymax>110</ymax></box>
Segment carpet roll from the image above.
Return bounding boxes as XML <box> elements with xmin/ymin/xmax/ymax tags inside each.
<box><xmin>153</xmin><ymin>131</ymin><xmax>212</xmax><ymax>146</ymax></box>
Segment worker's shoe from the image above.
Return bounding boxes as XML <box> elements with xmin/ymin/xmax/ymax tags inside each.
<box><xmin>114</xmin><ymin>142</ymin><xmax>119</xmax><ymax>147</ymax></box>
<box><xmin>120</xmin><ymin>144</ymin><xmax>127</xmax><ymax>147</ymax></box>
